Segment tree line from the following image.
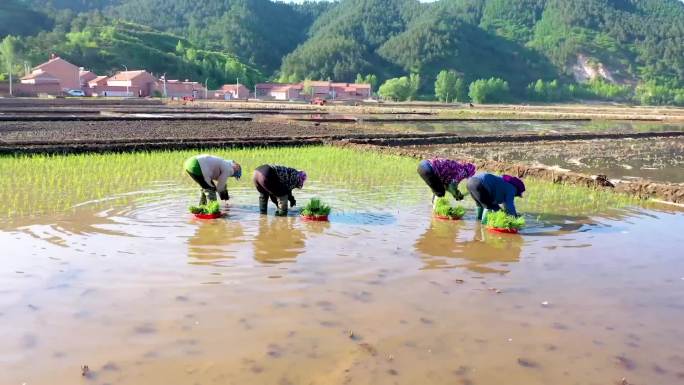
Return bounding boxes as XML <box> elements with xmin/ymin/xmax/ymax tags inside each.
<box><xmin>374</xmin><ymin>70</ymin><xmax>684</xmax><ymax>106</ymax></box>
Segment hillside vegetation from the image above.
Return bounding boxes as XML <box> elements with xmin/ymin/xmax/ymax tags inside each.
<box><xmin>0</xmin><ymin>0</ymin><xmax>53</xmax><ymax>37</ymax></box>
<box><xmin>6</xmin><ymin>13</ymin><xmax>261</xmax><ymax>88</ymax></box>
<box><xmin>1</xmin><ymin>0</ymin><xmax>683</xmax><ymax>104</ymax></box>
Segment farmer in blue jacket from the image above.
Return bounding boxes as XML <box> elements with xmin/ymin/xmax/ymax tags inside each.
<box><xmin>466</xmin><ymin>173</ymin><xmax>525</xmax><ymax>223</ymax></box>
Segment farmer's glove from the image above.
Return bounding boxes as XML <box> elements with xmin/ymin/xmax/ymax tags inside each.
<box><xmin>219</xmin><ymin>190</ymin><xmax>229</xmax><ymax>201</ymax></box>
<box><xmin>276</xmin><ymin>195</ymin><xmax>289</xmax><ymax>216</ymax></box>
<box><xmin>289</xmin><ymin>196</ymin><xmax>296</xmax><ymax>207</ymax></box>
<box><xmin>447</xmin><ymin>182</ymin><xmax>463</xmax><ymax>201</ymax></box>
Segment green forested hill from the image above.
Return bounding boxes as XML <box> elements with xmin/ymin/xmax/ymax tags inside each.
<box><xmin>281</xmin><ymin>0</ymin><xmax>423</xmax><ymax>81</ymax></box>
<box><xmin>0</xmin><ymin>0</ymin><xmax>53</xmax><ymax>37</ymax></box>
<box><xmin>13</xmin><ymin>14</ymin><xmax>262</xmax><ymax>88</ymax></box>
<box><xmin>20</xmin><ymin>0</ymin><xmax>120</xmax><ymax>12</ymax></box>
<box><xmin>376</xmin><ymin>0</ymin><xmax>558</xmax><ymax>93</ymax></box>
<box><xmin>280</xmin><ymin>0</ymin><xmax>684</xmax><ymax>89</ymax></box>
<box><xmin>108</xmin><ymin>0</ymin><xmax>330</xmax><ymax>73</ymax></box>
<box><xmin>2</xmin><ymin>0</ymin><xmax>684</xmax><ymax>103</ymax></box>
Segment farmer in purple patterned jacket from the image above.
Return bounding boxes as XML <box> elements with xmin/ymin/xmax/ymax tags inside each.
<box><xmin>417</xmin><ymin>158</ymin><xmax>476</xmax><ymax>205</ymax></box>
<box><xmin>253</xmin><ymin>164</ymin><xmax>307</xmax><ymax>216</ymax></box>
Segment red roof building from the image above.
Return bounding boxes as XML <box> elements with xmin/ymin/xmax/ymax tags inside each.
<box><xmin>160</xmin><ymin>79</ymin><xmax>207</xmax><ymax>99</ymax></box>
<box><xmin>216</xmin><ymin>83</ymin><xmax>250</xmax><ymax>99</ymax></box>
<box><xmin>255</xmin><ymin>81</ymin><xmax>370</xmax><ymax>101</ymax></box>
<box><xmin>20</xmin><ymin>56</ymin><xmax>81</xmax><ymax>91</ymax></box>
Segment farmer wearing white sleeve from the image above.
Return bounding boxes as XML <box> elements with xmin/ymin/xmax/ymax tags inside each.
<box><xmin>184</xmin><ymin>155</ymin><xmax>242</xmax><ymax>205</ymax></box>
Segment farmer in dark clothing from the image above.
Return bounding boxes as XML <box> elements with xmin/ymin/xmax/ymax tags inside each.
<box><xmin>253</xmin><ymin>164</ymin><xmax>307</xmax><ymax>216</ymax></box>
<box><xmin>466</xmin><ymin>173</ymin><xmax>525</xmax><ymax>223</ymax></box>
<box><xmin>417</xmin><ymin>158</ymin><xmax>476</xmax><ymax>207</ymax></box>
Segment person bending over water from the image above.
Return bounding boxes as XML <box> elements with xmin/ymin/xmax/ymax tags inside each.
<box><xmin>253</xmin><ymin>164</ymin><xmax>307</xmax><ymax>216</ymax></box>
<box><xmin>184</xmin><ymin>155</ymin><xmax>242</xmax><ymax>205</ymax></box>
<box><xmin>466</xmin><ymin>173</ymin><xmax>525</xmax><ymax>223</ymax></box>
<box><xmin>417</xmin><ymin>158</ymin><xmax>476</xmax><ymax>205</ymax></box>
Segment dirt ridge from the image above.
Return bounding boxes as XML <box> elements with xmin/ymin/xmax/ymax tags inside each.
<box><xmin>337</xmin><ymin>143</ymin><xmax>684</xmax><ymax>204</ymax></box>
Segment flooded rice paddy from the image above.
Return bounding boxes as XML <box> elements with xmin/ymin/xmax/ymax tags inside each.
<box><xmin>419</xmin><ymin>137</ymin><xmax>684</xmax><ymax>183</ymax></box>
<box><xmin>1</xmin><ymin>147</ymin><xmax>683</xmax><ymax>385</ymax></box>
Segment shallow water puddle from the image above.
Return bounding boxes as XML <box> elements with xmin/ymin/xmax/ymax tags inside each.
<box><xmin>1</xmin><ymin>148</ymin><xmax>683</xmax><ymax>385</ymax></box>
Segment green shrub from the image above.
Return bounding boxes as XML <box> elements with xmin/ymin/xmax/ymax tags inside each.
<box><xmin>377</xmin><ymin>74</ymin><xmax>420</xmax><ymax>101</ymax></box>
<box><xmin>485</xmin><ymin>210</ymin><xmax>525</xmax><ymax>230</ymax></box>
<box><xmin>301</xmin><ymin>198</ymin><xmax>331</xmax><ymax>216</ymax></box>
<box><xmin>468</xmin><ymin>77</ymin><xmax>510</xmax><ymax>104</ymax></box>
<box><xmin>188</xmin><ymin>200</ymin><xmax>221</xmax><ymax>214</ymax></box>
<box><xmin>433</xmin><ymin>197</ymin><xmax>465</xmax><ymax>218</ymax></box>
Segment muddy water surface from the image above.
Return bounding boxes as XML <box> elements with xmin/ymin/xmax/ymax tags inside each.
<box><xmin>421</xmin><ymin>137</ymin><xmax>684</xmax><ymax>183</ymax></box>
<box><xmin>1</xmin><ymin>151</ymin><xmax>684</xmax><ymax>385</ymax></box>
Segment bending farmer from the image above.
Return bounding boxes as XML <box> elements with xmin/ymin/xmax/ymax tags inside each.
<box><xmin>466</xmin><ymin>173</ymin><xmax>525</xmax><ymax>223</ymax></box>
<box><xmin>184</xmin><ymin>155</ymin><xmax>242</xmax><ymax>205</ymax></box>
<box><xmin>417</xmin><ymin>158</ymin><xmax>476</xmax><ymax>204</ymax></box>
<box><xmin>253</xmin><ymin>164</ymin><xmax>307</xmax><ymax>216</ymax></box>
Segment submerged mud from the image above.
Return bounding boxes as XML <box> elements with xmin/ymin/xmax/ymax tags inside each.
<box><xmin>1</xmin><ymin>152</ymin><xmax>683</xmax><ymax>385</ymax></box>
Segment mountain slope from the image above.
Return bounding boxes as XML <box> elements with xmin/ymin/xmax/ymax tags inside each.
<box><xmin>377</xmin><ymin>0</ymin><xmax>557</xmax><ymax>92</ymax></box>
<box><xmin>20</xmin><ymin>0</ymin><xmax>120</xmax><ymax>12</ymax></box>
<box><xmin>5</xmin><ymin>0</ymin><xmax>684</xmax><ymax>99</ymax></box>
<box><xmin>280</xmin><ymin>0</ymin><xmax>684</xmax><ymax>88</ymax></box>
<box><xmin>108</xmin><ymin>0</ymin><xmax>329</xmax><ymax>73</ymax></box>
<box><xmin>481</xmin><ymin>0</ymin><xmax>684</xmax><ymax>86</ymax></box>
<box><xmin>280</xmin><ymin>0</ymin><xmax>423</xmax><ymax>81</ymax></box>
<box><xmin>19</xmin><ymin>14</ymin><xmax>262</xmax><ymax>88</ymax></box>
<box><xmin>0</xmin><ymin>0</ymin><xmax>53</xmax><ymax>37</ymax></box>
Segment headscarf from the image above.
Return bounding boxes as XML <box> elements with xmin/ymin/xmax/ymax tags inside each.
<box><xmin>502</xmin><ymin>175</ymin><xmax>525</xmax><ymax>197</ymax></box>
<box><xmin>298</xmin><ymin>171</ymin><xmax>307</xmax><ymax>188</ymax></box>
<box><xmin>270</xmin><ymin>165</ymin><xmax>304</xmax><ymax>190</ymax></box>
<box><xmin>233</xmin><ymin>163</ymin><xmax>242</xmax><ymax>180</ymax></box>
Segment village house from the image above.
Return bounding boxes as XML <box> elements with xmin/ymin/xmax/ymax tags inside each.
<box><xmin>20</xmin><ymin>55</ymin><xmax>81</xmax><ymax>91</ymax></box>
<box><xmin>257</xmin><ymin>83</ymin><xmax>309</xmax><ymax>100</ymax></box>
<box><xmin>215</xmin><ymin>83</ymin><xmax>250</xmax><ymax>100</ymax></box>
<box><xmin>269</xmin><ymin>84</ymin><xmax>303</xmax><ymax>100</ymax></box>
<box><xmin>158</xmin><ymin>79</ymin><xmax>207</xmax><ymax>99</ymax></box>
<box><xmin>331</xmin><ymin>82</ymin><xmax>372</xmax><ymax>100</ymax></box>
<box><xmin>15</xmin><ymin>55</ymin><xmax>82</xmax><ymax>95</ymax></box>
<box><xmin>255</xmin><ymin>83</ymin><xmax>280</xmax><ymax>99</ymax></box>
<box><xmin>256</xmin><ymin>81</ymin><xmax>371</xmax><ymax>101</ymax></box>
<box><xmin>79</xmin><ymin>68</ymin><xmax>98</xmax><ymax>86</ymax></box>
<box><xmin>102</xmin><ymin>70</ymin><xmax>157</xmax><ymax>97</ymax></box>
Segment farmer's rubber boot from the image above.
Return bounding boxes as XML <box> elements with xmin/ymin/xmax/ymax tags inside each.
<box><xmin>259</xmin><ymin>194</ymin><xmax>268</xmax><ymax>214</ymax></box>
<box><xmin>480</xmin><ymin>209</ymin><xmax>489</xmax><ymax>225</ymax></box>
<box><xmin>275</xmin><ymin>195</ymin><xmax>289</xmax><ymax>216</ymax></box>
<box><xmin>476</xmin><ymin>206</ymin><xmax>483</xmax><ymax>220</ymax></box>
<box><xmin>199</xmin><ymin>190</ymin><xmax>208</xmax><ymax>206</ymax></box>
<box><xmin>205</xmin><ymin>189</ymin><xmax>217</xmax><ymax>202</ymax></box>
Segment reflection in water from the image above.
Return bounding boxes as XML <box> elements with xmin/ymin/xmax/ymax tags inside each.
<box><xmin>300</xmin><ymin>219</ymin><xmax>331</xmax><ymax>235</ymax></box>
<box><xmin>188</xmin><ymin>219</ymin><xmax>245</xmax><ymax>263</ymax></box>
<box><xmin>415</xmin><ymin>219</ymin><xmax>523</xmax><ymax>274</ymax></box>
<box><xmin>253</xmin><ymin>216</ymin><xmax>305</xmax><ymax>264</ymax></box>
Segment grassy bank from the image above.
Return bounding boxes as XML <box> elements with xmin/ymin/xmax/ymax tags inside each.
<box><xmin>0</xmin><ymin>146</ymin><xmax>648</xmax><ymax>219</ymax></box>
